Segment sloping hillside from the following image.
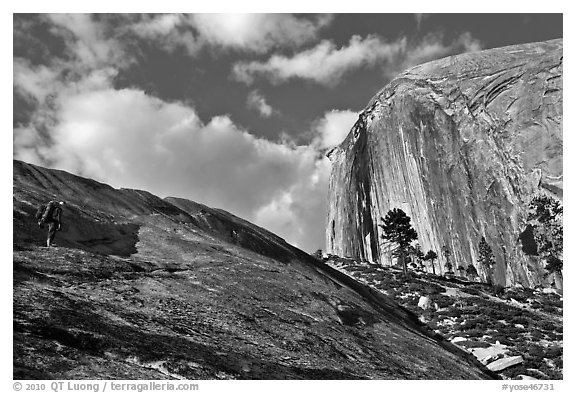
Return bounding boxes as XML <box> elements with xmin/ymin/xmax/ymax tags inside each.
<box><xmin>13</xmin><ymin>160</ymin><xmax>496</xmax><ymax>379</ymax></box>
<box><xmin>325</xmin><ymin>257</ymin><xmax>562</xmax><ymax>380</ymax></box>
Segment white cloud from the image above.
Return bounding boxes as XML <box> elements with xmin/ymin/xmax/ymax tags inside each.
<box><xmin>246</xmin><ymin>90</ymin><xmax>276</xmax><ymax>118</ymax></box>
<box><xmin>13</xmin><ymin>59</ymin><xmax>60</xmax><ymax>103</ymax></box>
<box><xmin>414</xmin><ymin>14</ymin><xmax>429</xmax><ymax>30</ymax></box>
<box><xmin>129</xmin><ymin>14</ymin><xmax>201</xmax><ymax>56</ymax></box>
<box><xmin>402</xmin><ymin>32</ymin><xmax>482</xmax><ymax>70</ymax></box>
<box><xmin>312</xmin><ymin>109</ymin><xmax>358</xmax><ymax>150</ymax></box>
<box><xmin>15</xmin><ymin>86</ymin><xmax>334</xmax><ymax>251</ymax></box>
<box><xmin>232</xmin><ymin>32</ymin><xmax>483</xmax><ymax>86</ymax></box>
<box><xmin>233</xmin><ymin>35</ymin><xmax>400</xmax><ymax>86</ymax></box>
<box><xmin>190</xmin><ymin>14</ymin><xmax>333</xmax><ymax>53</ymax></box>
<box><xmin>47</xmin><ymin>14</ymin><xmax>131</xmax><ymax>70</ymax></box>
<box><xmin>132</xmin><ymin>14</ymin><xmax>183</xmax><ymax>37</ymax></box>
<box><xmin>13</xmin><ymin>14</ymin><xmax>348</xmax><ymax>253</ymax></box>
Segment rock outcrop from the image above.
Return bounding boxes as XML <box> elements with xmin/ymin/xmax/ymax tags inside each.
<box><xmin>13</xmin><ymin>160</ymin><xmax>497</xmax><ymax>379</ymax></box>
<box><xmin>326</xmin><ymin>39</ymin><xmax>562</xmax><ymax>288</ymax></box>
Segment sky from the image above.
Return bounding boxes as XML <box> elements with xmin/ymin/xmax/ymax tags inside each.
<box><xmin>13</xmin><ymin>13</ymin><xmax>563</xmax><ymax>252</ymax></box>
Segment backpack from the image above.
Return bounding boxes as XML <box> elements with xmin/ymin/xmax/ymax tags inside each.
<box><xmin>40</xmin><ymin>201</ymin><xmax>58</xmax><ymax>223</ymax></box>
<box><xmin>35</xmin><ymin>204</ymin><xmax>46</xmax><ymax>220</ymax></box>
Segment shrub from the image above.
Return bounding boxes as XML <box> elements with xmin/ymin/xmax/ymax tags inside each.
<box><xmin>491</xmin><ymin>284</ymin><xmax>506</xmax><ymax>297</ymax></box>
<box><xmin>511</xmin><ymin>316</ymin><xmax>530</xmax><ymax>326</ymax></box>
<box><xmin>459</xmin><ymin>317</ymin><xmax>488</xmax><ymax>331</ymax></box>
<box><xmin>461</xmin><ymin>287</ymin><xmax>482</xmax><ymax>296</ymax></box>
<box><xmin>531</xmin><ymin>330</ymin><xmax>544</xmax><ymax>340</ymax></box>
<box><xmin>544</xmin><ymin>345</ymin><xmax>562</xmax><ymax>359</ymax></box>
<box><xmin>445</xmin><ymin>308</ymin><xmax>463</xmax><ymax>318</ymax></box>
<box><xmin>423</xmin><ymin>283</ymin><xmax>444</xmax><ymax>295</ymax></box>
<box><xmin>536</xmin><ymin>320</ymin><xmax>556</xmax><ymax>331</ymax></box>
<box><xmin>490</xmin><ymin>334</ymin><xmax>514</xmax><ymax>346</ymax></box>
<box><xmin>553</xmin><ymin>357</ymin><xmax>563</xmax><ymax>369</ymax></box>
<box><xmin>464</xmin><ymin>328</ymin><xmax>485</xmax><ymax>338</ymax></box>
<box><xmin>432</xmin><ymin>294</ymin><xmax>455</xmax><ymax>308</ymax></box>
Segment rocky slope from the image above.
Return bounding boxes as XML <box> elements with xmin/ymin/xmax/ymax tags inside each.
<box><xmin>324</xmin><ymin>257</ymin><xmax>562</xmax><ymax>380</ymax></box>
<box><xmin>326</xmin><ymin>39</ymin><xmax>562</xmax><ymax>288</ymax></box>
<box><xmin>13</xmin><ymin>160</ymin><xmax>497</xmax><ymax>379</ymax></box>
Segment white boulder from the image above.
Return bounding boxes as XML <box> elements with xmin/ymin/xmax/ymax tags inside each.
<box><xmin>418</xmin><ymin>296</ymin><xmax>432</xmax><ymax>310</ymax></box>
<box><xmin>487</xmin><ymin>355</ymin><xmax>524</xmax><ymax>372</ymax></box>
<box><xmin>471</xmin><ymin>343</ymin><xmax>508</xmax><ymax>363</ymax></box>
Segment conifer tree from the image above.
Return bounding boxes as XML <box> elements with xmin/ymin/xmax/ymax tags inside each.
<box><xmin>423</xmin><ymin>250</ymin><xmax>438</xmax><ymax>275</ymax></box>
<box><xmin>478</xmin><ymin>237</ymin><xmax>495</xmax><ymax>285</ymax></box>
<box><xmin>528</xmin><ymin>195</ymin><xmax>563</xmax><ymax>277</ymax></box>
<box><xmin>466</xmin><ymin>264</ymin><xmax>478</xmax><ymax>280</ymax></box>
<box><xmin>380</xmin><ymin>208</ymin><xmax>418</xmax><ymax>277</ymax></box>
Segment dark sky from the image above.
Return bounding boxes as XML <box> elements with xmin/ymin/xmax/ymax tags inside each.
<box><xmin>13</xmin><ymin>13</ymin><xmax>562</xmax><ymax>251</ymax></box>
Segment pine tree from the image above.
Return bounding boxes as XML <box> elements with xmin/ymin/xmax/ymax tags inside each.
<box><xmin>456</xmin><ymin>265</ymin><xmax>465</xmax><ymax>276</ymax></box>
<box><xmin>466</xmin><ymin>264</ymin><xmax>478</xmax><ymax>280</ymax></box>
<box><xmin>478</xmin><ymin>237</ymin><xmax>495</xmax><ymax>285</ymax></box>
<box><xmin>528</xmin><ymin>195</ymin><xmax>563</xmax><ymax>278</ymax></box>
<box><xmin>380</xmin><ymin>208</ymin><xmax>418</xmax><ymax>277</ymax></box>
<box><xmin>312</xmin><ymin>249</ymin><xmax>323</xmax><ymax>261</ymax></box>
<box><xmin>442</xmin><ymin>245</ymin><xmax>452</xmax><ymax>273</ymax></box>
<box><xmin>414</xmin><ymin>244</ymin><xmax>425</xmax><ymax>271</ymax></box>
<box><xmin>423</xmin><ymin>250</ymin><xmax>438</xmax><ymax>275</ymax></box>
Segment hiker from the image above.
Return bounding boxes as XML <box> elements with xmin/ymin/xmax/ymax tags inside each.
<box><xmin>36</xmin><ymin>201</ymin><xmax>65</xmax><ymax>247</ymax></box>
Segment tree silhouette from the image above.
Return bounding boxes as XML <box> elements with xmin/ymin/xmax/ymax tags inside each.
<box><xmin>456</xmin><ymin>265</ymin><xmax>465</xmax><ymax>276</ymax></box>
<box><xmin>312</xmin><ymin>249</ymin><xmax>323</xmax><ymax>261</ymax></box>
<box><xmin>423</xmin><ymin>250</ymin><xmax>438</xmax><ymax>275</ymax></box>
<box><xmin>528</xmin><ymin>195</ymin><xmax>563</xmax><ymax>278</ymax></box>
<box><xmin>466</xmin><ymin>264</ymin><xmax>478</xmax><ymax>280</ymax></box>
<box><xmin>413</xmin><ymin>244</ymin><xmax>425</xmax><ymax>271</ymax></box>
<box><xmin>478</xmin><ymin>237</ymin><xmax>495</xmax><ymax>285</ymax></box>
<box><xmin>442</xmin><ymin>245</ymin><xmax>452</xmax><ymax>273</ymax></box>
<box><xmin>380</xmin><ymin>208</ymin><xmax>418</xmax><ymax>277</ymax></box>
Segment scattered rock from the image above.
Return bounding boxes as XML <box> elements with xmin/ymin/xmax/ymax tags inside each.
<box><xmin>451</xmin><ymin>337</ymin><xmax>467</xmax><ymax>343</ymax></box>
<box><xmin>418</xmin><ymin>296</ymin><xmax>432</xmax><ymax>310</ymax></box>
<box><xmin>487</xmin><ymin>356</ymin><xmax>523</xmax><ymax>372</ymax></box>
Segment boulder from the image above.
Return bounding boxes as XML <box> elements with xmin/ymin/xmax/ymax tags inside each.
<box><xmin>487</xmin><ymin>356</ymin><xmax>524</xmax><ymax>372</ymax></box>
<box><xmin>471</xmin><ymin>343</ymin><xmax>509</xmax><ymax>363</ymax></box>
<box><xmin>418</xmin><ymin>296</ymin><xmax>432</xmax><ymax>310</ymax></box>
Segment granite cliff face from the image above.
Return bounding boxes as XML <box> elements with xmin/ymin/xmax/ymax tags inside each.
<box><xmin>326</xmin><ymin>39</ymin><xmax>562</xmax><ymax>288</ymax></box>
<box><xmin>13</xmin><ymin>160</ymin><xmax>496</xmax><ymax>379</ymax></box>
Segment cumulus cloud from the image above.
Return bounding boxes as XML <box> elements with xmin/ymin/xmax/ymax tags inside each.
<box><xmin>232</xmin><ymin>32</ymin><xmax>483</xmax><ymax>86</ymax></box>
<box><xmin>190</xmin><ymin>13</ymin><xmax>333</xmax><ymax>53</ymax></box>
<box><xmin>246</xmin><ymin>90</ymin><xmax>276</xmax><ymax>118</ymax></box>
<box><xmin>312</xmin><ymin>109</ymin><xmax>358</xmax><ymax>150</ymax></box>
<box><xmin>14</xmin><ymin>82</ymin><xmax>335</xmax><ymax>251</ymax></box>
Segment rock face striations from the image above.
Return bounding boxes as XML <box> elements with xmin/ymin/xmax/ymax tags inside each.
<box><xmin>326</xmin><ymin>39</ymin><xmax>562</xmax><ymax>288</ymax></box>
<box><xmin>13</xmin><ymin>160</ymin><xmax>496</xmax><ymax>379</ymax></box>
